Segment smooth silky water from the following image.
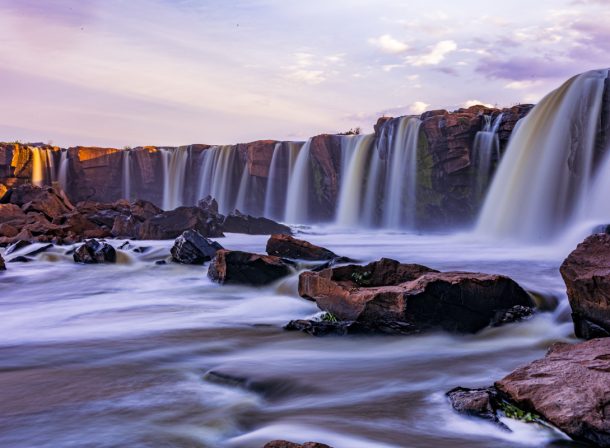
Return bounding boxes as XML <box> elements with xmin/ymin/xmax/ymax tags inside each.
<box><xmin>0</xmin><ymin>230</ymin><xmax>577</xmax><ymax>448</ymax></box>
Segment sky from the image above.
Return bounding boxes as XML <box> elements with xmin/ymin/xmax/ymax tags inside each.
<box><xmin>0</xmin><ymin>0</ymin><xmax>609</xmax><ymax>147</ymax></box>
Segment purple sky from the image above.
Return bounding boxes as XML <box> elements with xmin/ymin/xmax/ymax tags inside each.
<box><xmin>1</xmin><ymin>0</ymin><xmax>609</xmax><ymax>147</ymax></box>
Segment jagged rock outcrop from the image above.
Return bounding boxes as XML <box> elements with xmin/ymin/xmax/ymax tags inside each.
<box><xmin>136</xmin><ymin>206</ymin><xmax>225</xmax><ymax>240</ymax></box>
<box><xmin>208</xmin><ymin>249</ymin><xmax>294</xmax><ymax>285</ymax></box>
<box><xmin>298</xmin><ymin>258</ymin><xmax>534</xmax><ymax>334</ymax></box>
<box><xmin>170</xmin><ymin>230</ymin><xmax>223</xmax><ymax>264</ymax></box>
<box><xmin>73</xmin><ymin>239</ymin><xmax>116</xmax><ymax>264</ymax></box>
<box><xmin>560</xmin><ymin>233</ymin><xmax>610</xmax><ymax>338</ymax></box>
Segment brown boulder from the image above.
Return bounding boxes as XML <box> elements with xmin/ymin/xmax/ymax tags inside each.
<box><xmin>298</xmin><ymin>258</ymin><xmax>534</xmax><ymax>333</ymax></box>
<box><xmin>0</xmin><ymin>223</ymin><xmax>18</xmax><ymax>238</ymax></box>
<box><xmin>266</xmin><ymin>234</ymin><xmax>338</xmax><ymax>261</ymax></box>
<box><xmin>73</xmin><ymin>239</ymin><xmax>116</xmax><ymax>264</ymax></box>
<box><xmin>4</xmin><ymin>184</ymin><xmax>73</xmax><ymax>219</ymax></box>
<box><xmin>496</xmin><ymin>338</ymin><xmax>610</xmax><ymax>447</ymax></box>
<box><xmin>208</xmin><ymin>250</ymin><xmax>294</xmax><ymax>285</ymax></box>
<box><xmin>560</xmin><ymin>233</ymin><xmax>610</xmax><ymax>338</ymax></box>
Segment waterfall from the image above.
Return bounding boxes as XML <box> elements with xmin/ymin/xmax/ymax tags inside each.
<box><xmin>382</xmin><ymin>117</ymin><xmax>422</xmax><ymax>228</ymax></box>
<box><xmin>472</xmin><ymin>113</ymin><xmax>503</xmax><ymax>202</ymax></box>
<box><xmin>336</xmin><ymin>134</ymin><xmax>375</xmax><ymax>226</ymax></box>
<box><xmin>58</xmin><ymin>150</ymin><xmax>69</xmax><ymax>190</ymax></box>
<box><xmin>161</xmin><ymin>147</ymin><xmax>189</xmax><ymax>210</ymax></box>
<box><xmin>122</xmin><ymin>150</ymin><xmax>131</xmax><ymax>201</ymax></box>
<box><xmin>197</xmin><ymin>145</ymin><xmax>242</xmax><ymax>215</ymax></box>
<box><xmin>46</xmin><ymin>149</ymin><xmax>56</xmax><ymax>183</ymax></box>
<box><xmin>362</xmin><ymin>144</ymin><xmax>384</xmax><ymax>227</ymax></box>
<box><xmin>263</xmin><ymin>143</ymin><xmax>284</xmax><ymax>219</ymax></box>
<box><xmin>284</xmin><ymin>139</ymin><xmax>312</xmax><ymax>223</ymax></box>
<box><xmin>477</xmin><ymin>69</ymin><xmax>609</xmax><ymax>241</ymax></box>
<box><xmin>31</xmin><ymin>147</ymin><xmax>45</xmax><ymax>187</ymax></box>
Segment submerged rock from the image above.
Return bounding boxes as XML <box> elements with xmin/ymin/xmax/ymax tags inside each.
<box><xmin>222</xmin><ymin>210</ymin><xmax>292</xmax><ymax>235</ymax></box>
<box><xmin>560</xmin><ymin>233</ymin><xmax>610</xmax><ymax>339</ymax></box>
<box><xmin>298</xmin><ymin>258</ymin><xmax>534</xmax><ymax>334</ymax></box>
<box><xmin>208</xmin><ymin>250</ymin><xmax>294</xmax><ymax>285</ymax></box>
<box><xmin>170</xmin><ymin>230</ymin><xmax>223</xmax><ymax>264</ymax></box>
<box><xmin>266</xmin><ymin>234</ymin><xmax>339</xmax><ymax>261</ymax></box>
<box><xmin>285</xmin><ymin>318</ymin><xmax>418</xmax><ymax>336</ymax></box>
<box><xmin>496</xmin><ymin>338</ymin><xmax>610</xmax><ymax>447</ymax></box>
<box><xmin>263</xmin><ymin>441</ymin><xmax>333</xmax><ymax>448</ymax></box>
<box><xmin>5</xmin><ymin>240</ymin><xmax>31</xmax><ymax>255</ymax></box>
<box><xmin>73</xmin><ymin>239</ymin><xmax>116</xmax><ymax>264</ymax></box>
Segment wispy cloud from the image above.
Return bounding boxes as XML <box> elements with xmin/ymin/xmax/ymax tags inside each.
<box><xmin>406</xmin><ymin>40</ymin><xmax>457</xmax><ymax>66</ymax></box>
<box><xmin>368</xmin><ymin>34</ymin><xmax>409</xmax><ymax>54</ymax></box>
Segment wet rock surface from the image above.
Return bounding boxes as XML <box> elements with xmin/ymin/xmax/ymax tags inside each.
<box><xmin>266</xmin><ymin>234</ymin><xmax>339</xmax><ymax>261</ymax></box>
<box><xmin>446</xmin><ymin>387</ymin><xmax>504</xmax><ymax>426</ymax></box>
<box><xmin>222</xmin><ymin>210</ymin><xmax>292</xmax><ymax>236</ymax></box>
<box><xmin>496</xmin><ymin>338</ymin><xmax>610</xmax><ymax>447</ymax></box>
<box><xmin>170</xmin><ymin>230</ymin><xmax>223</xmax><ymax>264</ymax></box>
<box><xmin>73</xmin><ymin>239</ymin><xmax>117</xmax><ymax>264</ymax></box>
<box><xmin>263</xmin><ymin>441</ymin><xmax>333</xmax><ymax>448</ymax></box>
<box><xmin>560</xmin><ymin>233</ymin><xmax>610</xmax><ymax>338</ymax></box>
<box><xmin>136</xmin><ymin>206</ymin><xmax>225</xmax><ymax>240</ymax></box>
<box><xmin>298</xmin><ymin>258</ymin><xmax>534</xmax><ymax>333</ymax></box>
<box><xmin>0</xmin><ymin>253</ymin><xmax>4</xmax><ymax>270</ymax></box>
<box><xmin>285</xmin><ymin>318</ymin><xmax>419</xmax><ymax>336</ymax></box>
<box><xmin>208</xmin><ymin>249</ymin><xmax>294</xmax><ymax>285</ymax></box>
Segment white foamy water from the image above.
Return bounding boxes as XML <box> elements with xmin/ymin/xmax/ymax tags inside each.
<box><xmin>0</xmin><ymin>230</ymin><xmax>576</xmax><ymax>448</ymax></box>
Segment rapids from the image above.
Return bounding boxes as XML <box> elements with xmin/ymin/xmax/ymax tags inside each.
<box><xmin>0</xmin><ymin>230</ymin><xmax>577</xmax><ymax>448</ymax></box>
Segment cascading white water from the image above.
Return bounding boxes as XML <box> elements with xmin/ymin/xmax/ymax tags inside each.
<box><xmin>284</xmin><ymin>139</ymin><xmax>312</xmax><ymax>223</ymax></box>
<box><xmin>198</xmin><ymin>145</ymin><xmax>242</xmax><ymax>215</ymax></box>
<box><xmin>161</xmin><ymin>147</ymin><xmax>189</xmax><ymax>210</ymax></box>
<box><xmin>122</xmin><ymin>150</ymin><xmax>132</xmax><ymax>201</ymax></box>
<box><xmin>382</xmin><ymin>117</ymin><xmax>422</xmax><ymax>228</ymax></box>
<box><xmin>31</xmin><ymin>147</ymin><xmax>45</xmax><ymax>187</ymax></box>
<box><xmin>46</xmin><ymin>149</ymin><xmax>56</xmax><ymax>183</ymax></box>
<box><xmin>477</xmin><ymin>69</ymin><xmax>609</xmax><ymax>241</ymax></box>
<box><xmin>58</xmin><ymin>150</ymin><xmax>69</xmax><ymax>190</ymax></box>
<box><xmin>264</xmin><ymin>142</ymin><xmax>282</xmax><ymax>219</ymax></box>
<box><xmin>336</xmin><ymin>134</ymin><xmax>375</xmax><ymax>226</ymax></box>
<box><xmin>361</xmin><ymin>145</ymin><xmax>384</xmax><ymax>227</ymax></box>
<box><xmin>472</xmin><ymin>113</ymin><xmax>503</xmax><ymax>201</ymax></box>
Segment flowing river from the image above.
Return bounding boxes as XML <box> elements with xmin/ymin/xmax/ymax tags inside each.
<box><xmin>0</xmin><ymin>229</ymin><xmax>581</xmax><ymax>448</ymax></box>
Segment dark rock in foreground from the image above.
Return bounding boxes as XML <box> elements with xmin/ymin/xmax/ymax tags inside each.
<box><xmin>73</xmin><ymin>239</ymin><xmax>116</xmax><ymax>264</ymax></box>
<box><xmin>446</xmin><ymin>387</ymin><xmax>505</xmax><ymax>427</ymax></box>
<box><xmin>170</xmin><ymin>230</ymin><xmax>223</xmax><ymax>264</ymax></box>
<box><xmin>496</xmin><ymin>338</ymin><xmax>610</xmax><ymax>447</ymax></box>
<box><xmin>266</xmin><ymin>234</ymin><xmax>338</xmax><ymax>261</ymax></box>
<box><xmin>208</xmin><ymin>249</ymin><xmax>294</xmax><ymax>285</ymax></box>
<box><xmin>285</xmin><ymin>318</ymin><xmax>418</xmax><ymax>336</ymax></box>
<box><xmin>560</xmin><ymin>233</ymin><xmax>610</xmax><ymax>339</ymax></box>
<box><xmin>222</xmin><ymin>210</ymin><xmax>292</xmax><ymax>236</ymax></box>
<box><xmin>263</xmin><ymin>441</ymin><xmax>333</xmax><ymax>448</ymax></box>
<box><xmin>0</xmin><ymin>253</ymin><xmax>5</xmax><ymax>271</ymax></box>
<box><xmin>298</xmin><ymin>258</ymin><xmax>534</xmax><ymax>334</ymax></box>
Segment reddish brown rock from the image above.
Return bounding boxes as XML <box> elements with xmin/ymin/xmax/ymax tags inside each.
<box><xmin>0</xmin><ymin>223</ymin><xmax>18</xmax><ymax>238</ymax></box>
<box><xmin>0</xmin><ymin>204</ymin><xmax>26</xmax><ymax>224</ymax></box>
<box><xmin>298</xmin><ymin>258</ymin><xmax>534</xmax><ymax>333</ymax></box>
<box><xmin>4</xmin><ymin>184</ymin><xmax>73</xmax><ymax>220</ymax></box>
<box><xmin>266</xmin><ymin>234</ymin><xmax>338</xmax><ymax>261</ymax></box>
<box><xmin>208</xmin><ymin>249</ymin><xmax>294</xmax><ymax>285</ymax></box>
<box><xmin>560</xmin><ymin>233</ymin><xmax>610</xmax><ymax>338</ymax></box>
<box><xmin>496</xmin><ymin>338</ymin><xmax>610</xmax><ymax>447</ymax></box>
<box><xmin>237</xmin><ymin>140</ymin><xmax>278</xmax><ymax>178</ymax></box>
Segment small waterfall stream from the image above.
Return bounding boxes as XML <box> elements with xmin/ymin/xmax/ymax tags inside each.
<box><xmin>161</xmin><ymin>147</ymin><xmax>189</xmax><ymax>210</ymax></box>
<box><xmin>122</xmin><ymin>150</ymin><xmax>132</xmax><ymax>201</ymax></box>
<box><xmin>472</xmin><ymin>113</ymin><xmax>503</xmax><ymax>202</ymax></box>
<box><xmin>284</xmin><ymin>139</ymin><xmax>312</xmax><ymax>223</ymax></box>
<box><xmin>197</xmin><ymin>145</ymin><xmax>242</xmax><ymax>215</ymax></box>
<box><xmin>30</xmin><ymin>147</ymin><xmax>45</xmax><ymax>187</ymax></box>
<box><xmin>58</xmin><ymin>150</ymin><xmax>69</xmax><ymax>190</ymax></box>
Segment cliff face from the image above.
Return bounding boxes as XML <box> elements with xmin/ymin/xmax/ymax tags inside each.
<box><xmin>0</xmin><ymin>104</ymin><xmax>533</xmax><ymax>227</ymax></box>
